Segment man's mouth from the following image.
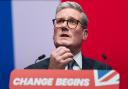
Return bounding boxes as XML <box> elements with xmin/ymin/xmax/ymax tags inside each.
<box><xmin>60</xmin><ymin>34</ymin><xmax>70</xmax><ymax>37</ymax></box>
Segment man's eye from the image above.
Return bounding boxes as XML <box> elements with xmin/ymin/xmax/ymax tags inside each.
<box><xmin>56</xmin><ymin>19</ymin><xmax>64</xmax><ymax>24</ymax></box>
<box><xmin>68</xmin><ymin>19</ymin><xmax>77</xmax><ymax>24</ymax></box>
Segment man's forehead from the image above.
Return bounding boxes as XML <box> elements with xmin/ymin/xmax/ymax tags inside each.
<box><xmin>56</xmin><ymin>16</ymin><xmax>79</xmax><ymax>20</ymax></box>
<box><xmin>55</xmin><ymin>8</ymin><xmax>81</xmax><ymax>20</ymax></box>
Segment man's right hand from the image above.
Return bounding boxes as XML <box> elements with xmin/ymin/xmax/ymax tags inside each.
<box><xmin>48</xmin><ymin>46</ymin><xmax>73</xmax><ymax>69</ymax></box>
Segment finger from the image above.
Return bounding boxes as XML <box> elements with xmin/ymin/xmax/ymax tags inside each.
<box><xmin>55</xmin><ymin>47</ymin><xmax>71</xmax><ymax>56</ymax></box>
<box><xmin>60</xmin><ymin>52</ymin><xmax>73</xmax><ymax>60</ymax></box>
<box><xmin>55</xmin><ymin>46</ymin><xmax>70</xmax><ymax>53</ymax></box>
<box><xmin>51</xmin><ymin>47</ymin><xmax>68</xmax><ymax>57</ymax></box>
<box><xmin>60</xmin><ymin>58</ymin><xmax>73</xmax><ymax>65</ymax></box>
<box><xmin>56</xmin><ymin>49</ymin><xmax>71</xmax><ymax>57</ymax></box>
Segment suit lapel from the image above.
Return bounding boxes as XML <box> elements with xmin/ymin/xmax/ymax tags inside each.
<box><xmin>82</xmin><ymin>56</ymin><xmax>94</xmax><ymax>70</ymax></box>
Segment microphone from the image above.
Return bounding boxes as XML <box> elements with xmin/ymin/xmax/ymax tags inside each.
<box><xmin>101</xmin><ymin>53</ymin><xmax>108</xmax><ymax>70</ymax></box>
<box><xmin>102</xmin><ymin>53</ymin><xmax>107</xmax><ymax>60</ymax></box>
<box><xmin>35</xmin><ymin>54</ymin><xmax>46</xmax><ymax>64</ymax></box>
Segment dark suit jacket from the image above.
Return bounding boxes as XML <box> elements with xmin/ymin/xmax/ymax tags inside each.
<box><xmin>25</xmin><ymin>56</ymin><xmax>112</xmax><ymax>70</ymax></box>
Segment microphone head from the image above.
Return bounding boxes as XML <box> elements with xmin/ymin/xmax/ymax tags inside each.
<box><xmin>38</xmin><ymin>54</ymin><xmax>46</xmax><ymax>60</ymax></box>
<box><xmin>102</xmin><ymin>53</ymin><xmax>107</xmax><ymax>60</ymax></box>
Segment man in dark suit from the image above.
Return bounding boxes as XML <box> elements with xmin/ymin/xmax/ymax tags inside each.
<box><xmin>25</xmin><ymin>1</ymin><xmax>111</xmax><ymax>70</ymax></box>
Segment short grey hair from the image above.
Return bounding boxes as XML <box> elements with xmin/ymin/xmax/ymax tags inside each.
<box><xmin>56</xmin><ymin>1</ymin><xmax>88</xmax><ymax>29</ymax></box>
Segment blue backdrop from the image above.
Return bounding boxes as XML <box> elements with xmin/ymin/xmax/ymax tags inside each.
<box><xmin>0</xmin><ymin>1</ymin><xmax>14</xmax><ymax>89</ymax></box>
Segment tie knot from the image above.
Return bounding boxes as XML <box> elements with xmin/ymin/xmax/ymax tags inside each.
<box><xmin>68</xmin><ymin>59</ymin><xmax>75</xmax><ymax>70</ymax></box>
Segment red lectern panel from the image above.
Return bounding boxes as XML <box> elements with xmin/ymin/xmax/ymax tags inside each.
<box><xmin>10</xmin><ymin>70</ymin><xmax>119</xmax><ymax>89</ymax></box>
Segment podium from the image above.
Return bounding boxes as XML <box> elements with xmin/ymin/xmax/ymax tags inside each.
<box><xmin>10</xmin><ymin>70</ymin><xmax>119</xmax><ymax>89</ymax></box>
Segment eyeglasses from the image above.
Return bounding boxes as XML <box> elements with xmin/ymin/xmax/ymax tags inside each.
<box><xmin>52</xmin><ymin>18</ymin><xmax>81</xmax><ymax>29</ymax></box>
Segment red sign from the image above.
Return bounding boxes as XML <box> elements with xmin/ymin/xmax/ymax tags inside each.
<box><xmin>9</xmin><ymin>70</ymin><xmax>119</xmax><ymax>89</ymax></box>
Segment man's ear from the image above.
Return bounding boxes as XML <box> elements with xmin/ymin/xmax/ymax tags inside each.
<box><xmin>82</xmin><ymin>29</ymin><xmax>88</xmax><ymax>40</ymax></box>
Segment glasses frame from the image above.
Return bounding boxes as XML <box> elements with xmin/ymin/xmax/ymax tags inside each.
<box><xmin>52</xmin><ymin>18</ymin><xmax>82</xmax><ymax>29</ymax></box>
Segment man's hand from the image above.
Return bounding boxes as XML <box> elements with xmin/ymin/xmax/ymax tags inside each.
<box><xmin>48</xmin><ymin>46</ymin><xmax>73</xmax><ymax>69</ymax></box>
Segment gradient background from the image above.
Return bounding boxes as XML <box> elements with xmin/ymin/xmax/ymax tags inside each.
<box><xmin>0</xmin><ymin>0</ymin><xmax>127</xmax><ymax>89</ymax></box>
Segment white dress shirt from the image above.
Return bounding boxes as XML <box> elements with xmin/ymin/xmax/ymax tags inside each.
<box><xmin>65</xmin><ymin>52</ymin><xmax>82</xmax><ymax>70</ymax></box>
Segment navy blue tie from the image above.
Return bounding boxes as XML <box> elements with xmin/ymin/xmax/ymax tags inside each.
<box><xmin>68</xmin><ymin>59</ymin><xmax>75</xmax><ymax>70</ymax></box>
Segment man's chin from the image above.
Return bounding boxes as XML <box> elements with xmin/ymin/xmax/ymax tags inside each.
<box><xmin>55</xmin><ymin>42</ymin><xmax>71</xmax><ymax>48</ymax></box>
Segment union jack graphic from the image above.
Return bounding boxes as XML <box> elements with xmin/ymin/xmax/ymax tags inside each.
<box><xmin>94</xmin><ymin>70</ymin><xmax>119</xmax><ymax>86</ymax></box>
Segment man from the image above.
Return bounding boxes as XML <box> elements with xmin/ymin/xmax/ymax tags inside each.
<box><xmin>25</xmin><ymin>1</ymin><xmax>111</xmax><ymax>70</ymax></box>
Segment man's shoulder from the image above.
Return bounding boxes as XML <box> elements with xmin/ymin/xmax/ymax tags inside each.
<box><xmin>82</xmin><ymin>57</ymin><xmax>112</xmax><ymax>70</ymax></box>
<box><xmin>25</xmin><ymin>56</ymin><xmax>112</xmax><ymax>70</ymax></box>
<box><xmin>24</xmin><ymin>58</ymin><xmax>50</xmax><ymax>69</ymax></box>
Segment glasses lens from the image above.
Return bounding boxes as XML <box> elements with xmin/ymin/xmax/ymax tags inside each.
<box><xmin>53</xmin><ymin>18</ymin><xmax>79</xmax><ymax>29</ymax></box>
<box><xmin>68</xmin><ymin>19</ymin><xmax>78</xmax><ymax>29</ymax></box>
<box><xmin>53</xmin><ymin>19</ymin><xmax>65</xmax><ymax>27</ymax></box>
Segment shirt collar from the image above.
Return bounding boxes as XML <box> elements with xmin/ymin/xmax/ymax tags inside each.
<box><xmin>73</xmin><ymin>51</ymin><xmax>82</xmax><ymax>69</ymax></box>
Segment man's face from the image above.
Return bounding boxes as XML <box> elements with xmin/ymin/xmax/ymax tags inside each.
<box><xmin>53</xmin><ymin>8</ymin><xmax>87</xmax><ymax>49</ymax></box>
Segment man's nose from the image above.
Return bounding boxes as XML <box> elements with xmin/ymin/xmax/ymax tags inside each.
<box><xmin>61</xmin><ymin>26</ymin><xmax>69</xmax><ymax>32</ymax></box>
<box><xmin>62</xmin><ymin>21</ymin><xmax>68</xmax><ymax>27</ymax></box>
<box><xmin>61</xmin><ymin>21</ymin><xmax>69</xmax><ymax>32</ymax></box>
